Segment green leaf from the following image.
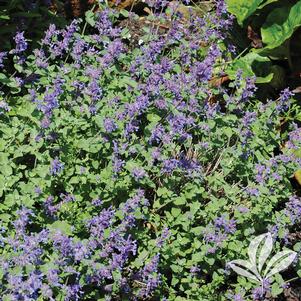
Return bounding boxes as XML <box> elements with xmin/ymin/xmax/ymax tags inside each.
<box><xmin>271</xmin><ymin>282</ymin><xmax>283</xmax><ymax>297</ymax></box>
<box><xmin>171</xmin><ymin>207</ymin><xmax>181</xmax><ymax>218</ymax></box>
<box><xmin>85</xmin><ymin>10</ymin><xmax>95</xmax><ymax>27</ymax></box>
<box><xmin>261</xmin><ymin>1</ymin><xmax>301</xmax><ymax>49</ymax></box>
<box><xmin>157</xmin><ymin>187</ymin><xmax>172</xmax><ymax>197</ymax></box>
<box><xmin>48</xmin><ymin>220</ymin><xmax>73</xmax><ymax>236</ymax></box>
<box><xmin>174</xmin><ymin>196</ymin><xmax>186</xmax><ymax>205</ymax></box>
<box><xmin>0</xmin><ymin>15</ymin><xmax>10</xmax><ymax>20</ymax></box>
<box><xmin>121</xmin><ymin>77</ymin><xmax>138</xmax><ymax>88</ymax></box>
<box><xmin>225</xmin><ymin>0</ymin><xmax>265</xmax><ymax>25</ymax></box>
<box><xmin>228</xmin><ymin>52</ymin><xmax>273</xmax><ymax>83</ymax></box>
<box><xmin>258</xmin><ymin>0</ymin><xmax>278</xmax><ymax>10</ymax></box>
<box><xmin>146</xmin><ymin>113</ymin><xmax>161</xmax><ymax>123</ymax></box>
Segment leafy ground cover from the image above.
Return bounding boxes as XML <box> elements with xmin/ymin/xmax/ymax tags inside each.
<box><xmin>1</xmin><ymin>1</ymin><xmax>301</xmax><ymax>300</ymax></box>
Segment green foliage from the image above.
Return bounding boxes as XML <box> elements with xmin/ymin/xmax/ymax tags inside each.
<box><xmin>0</xmin><ymin>3</ymin><xmax>301</xmax><ymax>301</ymax></box>
<box><xmin>226</xmin><ymin>0</ymin><xmax>266</xmax><ymax>25</ymax></box>
<box><xmin>261</xmin><ymin>1</ymin><xmax>301</xmax><ymax>49</ymax></box>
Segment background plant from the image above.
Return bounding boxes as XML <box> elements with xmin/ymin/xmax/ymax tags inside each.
<box><xmin>0</xmin><ymin>0</ymin><xmax>66</xmax><ymax>52</ymax></box>
<box><xmin>225</xmin><ymin>0</ymin><xmax>301</xmax><ymax>95</ymax></box>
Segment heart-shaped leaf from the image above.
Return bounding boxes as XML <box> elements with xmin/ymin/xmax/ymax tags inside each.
<box><xmin>227</xmin><ymin>52</ymin><xmax>274</xmax><ymax>84</ymax></box>
<box><xmin>226</xmin><ymin>0</ymin><xmax>265</xmax><ymax>25</ymax></box>
<box><xmin>261</xmin><ymin>1</ymin><xmax>301</xmax><ymax>49</ymax></box>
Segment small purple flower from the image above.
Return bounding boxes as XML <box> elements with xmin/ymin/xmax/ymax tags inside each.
<box><xmin>0</xmin><ymin>100</ymin><xmax>10</xmax><ymax>114</ymax></box>
<box><xmin>40</xmin><ymin>116</ymin><xmax>51</xmax><ymax>129</ymax></box>
<box><xmin>47</xmin><ymin>269</ymin><xmax>60</xmax><ymax>287</ymax></box>
<box><xmin>285</xmin><ymin>195</ymin><xmax>301</xmax><ymax>224</ymax></box>
<box><xmin>281</xmin><ymin>282</ymin><xmax>290</xmax><ymax>289</ymax></box>
<box><xmin>42</xmin><ymin>24</ymin><xmax>58</xmax><ymax>46</ymax></box>
<box><xmin>103</xmin><ymin>118</ymin><xmax>117</xmax><ymax>133</ymax></box>
<box><xmin>233</xmin><ymin>294</ymin><xmax>244</xmax><ymax>301</ymax></box>
<box><xmin>246</xmin><ymin>187</ymin><xmax>260</xmax><ymax>197</ymax></box>
<box><xmin>214</xmin><ymin>215</ymin><xmax>236</xmax><ymax>234</ymax></box>
<box><xmin>138</xmin><ymin>254</ymin><xmax>161</xmax><ymax>298</ymax></box>
<box><xmin>162</xmin><ymin>159</ymin><xmax>179</xmax><ymax>174</ymax></box>
<box><xmin>190</xmin><ymin>266</ymin><xmax>200</xmax><ymax>275</ymax></box>
<box><xmin>156</xmin><ymin>227</ymin><xmax>170</xmax><ymax>248</ymax></box>
<box><xmin>34</xmin><ymin>186</ymin><xmax>42</xmax><ymax>195</ymax></box>
<box><xmin>277</xmin><ymin>88</ymin><xmax>294</xmax><ymax>112</ymax></box>
<box><xmin>92</xmin><ymin>198</ymin><xmax>102</xmax><ymax>206</ymax></box>
<box><xmin>131</xmin><ymin>167</ymin><xmax>146</xmax><ymax>181</ymax></box>
<box><xmin>50</xmin><ymin>157</ymin><xmax>64</xmax><ymax>176</ymax></box>
<box><xmin>65</xmin><ymin>284</ymin><xmax>83</xmax><ymax>301</ymax></box>
<box><xmin>0</xmin><ymin>52</ymin><xmax>7</xmax><ymax>68</ymax></box>
<box><xmin>44</xmin><ymin>195</ymin><xmax>59</xmax><ymax>216</ymax></box>
<box><xmin>252</xmin><ymin>279</ymin><xmax>271</xmax><ymax>300</ymax></box>
<box><xmin>79</xmin><ymin>166</ymin><xmax>86</xmax><ymax>175</ymax></box>
<box><xmin>41</xmin><ymin>284</ymin><xmax>53</xmax><ymax>299</ymax></box>
<box><xmin>112</xmin><ymin>156</ymin><xmax>124</xmax><ymax>173</ymax></box>
<box><xmin>12</xmin><ymin>32</ymin><xmax>28</xmax><ymax>54</ymax></box>
<box><xmin>237</xmin><ymin>206</ymin><xmax>249</xmax><ymax>213</ymax></box>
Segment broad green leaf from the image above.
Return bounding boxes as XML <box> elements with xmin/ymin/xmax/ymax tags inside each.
<box><xmin>261</xmin><ymin>1</ymin><xmax>301</xmax><ymax>49</ymax></box>
<box><xmin>85</xmin><ymin>10</ymin><xmax>95</xmax><ymax>27</ymax></box>
<box><xmin>271</xmin><ymin>282</ymin><xmax>283</xmax><ymax>297</ymax></box>
<box><xmin>48</xmin><ymin>220</ymin><xmax>73</xmax><ymax>236</ymax></box>
<box><xmin>146</xmin><ymin>113</ymin><xmax>161</xmax><ymax>123</ymax></box>
<box><xmin>0</xmin><ymin>15</ymin><xmax>10</xmax><ymax>20</ymax></box>
<box><xmin>226</xmin><ymin>0</ymin><xmax>265</xmax><ymax>25</ymax></box>
<box><xmin>228</xmin><ymin>52</ymin><xmax>273</xmax><ymax>83</ymax></box>
<box><xmin>258</xmin><ymin>0</ymin><xmax>278</xmax><ymax>10</ymax></box>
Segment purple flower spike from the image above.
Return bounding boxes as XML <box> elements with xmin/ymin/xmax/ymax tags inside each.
<box><xmin>50</xmin><ymin>157</ymin><xmax>64</xmax><ymax>176</ymax></box>
<box><xmin>12</xmin><ymin>32</ymin><xmax>28</xmax><ymax>54</ymax></box>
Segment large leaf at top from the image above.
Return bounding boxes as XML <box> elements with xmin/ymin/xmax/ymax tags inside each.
<box><xmin>227</xmin><ymin>52</ymin><xmax>274</xmax><ymax>83</ymax></box>
<box><xmin>258</xmin><ymin>0</ymin><xmax>279</xmax><ymax>9</ymax></box>
<box><xmin>226</xmin><ymin>0</ymin><xmax>265</xmax><ymax>25</ymax></box>
<box><xmin>261</xmin><ymin>1</ymin><xmax>301</xmax><ymax>49</ymax></box>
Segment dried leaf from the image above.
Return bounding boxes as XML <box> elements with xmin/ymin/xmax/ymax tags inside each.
<box><xmin>294</xmin><ymin>169</ymin><xmax>301</xmax><ymax>186</ymax></box>
<box><xmin>247</xmin><ymin>25</ymin><xmax>263</xmax><ymax>48</ymax></box>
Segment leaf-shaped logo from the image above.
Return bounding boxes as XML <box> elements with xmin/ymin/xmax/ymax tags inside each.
<box><xmin>257</xmin><ymin>232</ymin><xmax>273</xmax><ymax>273</ymax></box>
<box><xmin>227</xmin><ymin>259</ymin><xmax>261</xmax><ymax>282</ymax></box>
<box><xmin>264</xmin><ymin>250</ymin><xmax>297</xmax><ymax>279</ymax></box>
<box><xmin>228</xmin><ymin>232</ymin><xmax>297</xmax><ymax>285</ymax></box>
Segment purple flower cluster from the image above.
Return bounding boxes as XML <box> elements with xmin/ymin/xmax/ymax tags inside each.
<box><xmin>12</xmin><ymin>31</ymin><xmax>28</xmax><ymax>54</ymax></box>
<box><xmin>49</xmin><ymin>157</ymin><xmax>64</xmax><ymax>176</ymax></box>
<box><xmin>0</xmin><ymin>51</ymin><xmax>7</xmax><ymax>68</ymax></box>
<box><xmin>285</xmin><ymin>195</ymin><xmax>301</xmax><ymax>224</ymax></box>
<box><xmin>203</xmin><ymin>215</ymin><xmax>237</xmax><ymax>253</ymax></box>
<box><xmin>136</xmin><ymin>254</ymin><xmax>161</xmax><ymax>298</ymax></box>
<box><xmin>276</xmin><ymin>88</ymin><xmax>294</xmax><ymax>112</ymax></box>
<box><xmin>252</xmin><ymin>279</ymin><xmax>271</xmax><ymax>300</ymax></box>
<box><xmin>0</xmin><ymin>189</ymin><xmax>153</xmax><ymax>299</ymax></box>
